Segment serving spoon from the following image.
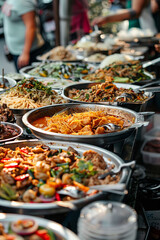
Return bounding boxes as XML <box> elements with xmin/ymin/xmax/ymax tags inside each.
<box><xmin>58</xmin><ymin>183</ymin><xmax>127</xmax><ymax>199</ymax></box>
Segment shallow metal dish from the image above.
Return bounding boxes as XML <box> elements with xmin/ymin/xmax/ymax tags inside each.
<box><xmin>81</xmin><ymin>70</ymin><xmax>154</xmax><ymax>84</ymax></box>
<box><xmin>19</xmin><ymin>62</ymin><xmax>95</xmax><ymax>81</ymax></box>
<box><xmin>0</xmin><ymin>213</ymin><xmax>79</xmax><ymax>240</ymax></box>
<box><xmin>0</xmin><ymin>76</ymin><xmax>16</xmax><ymax>93</ymax></box>
<box><xmin>22</xmin><ymin>103</ymin><xmax>148</xmax><ymax>146</ymax></box>
<box><xmin>0</xmin><ymin>122</ymin><xmax>23</xmax><ymax>143</ymax></box>
<box><xmin>0</xmin><ymin>139</ymin><xmax>128</xmax><ymax>214</ymax></box>
<box><xmin>62</xmin><ymin>82</ymin><xmax>154</xmax><ymax>112</ymax></box>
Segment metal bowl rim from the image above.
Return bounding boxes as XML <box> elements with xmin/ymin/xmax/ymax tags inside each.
<box><xmin>0</xmin><ymin>213</ymin><xmax>79</xmax><ymax>240</ymax></box>
<box><xmin>0</xmin><ymin>122</ymin><xmax>23</xmax><ymax>143</ymax></box>
<box><xmin>0</xmin><ymin>75</ymin><xmax>17</xmax><ymax>92</ymax></box>
<box><xmin>0</xmin><ymin>139</ymin><xmax>128</xmax><ymax>209</ymax></box>
<box><xmin>61</xmin><ymin>82</ymin><xmax>154</xmax><ymax>105</ymax></box>
<box><xmin>22</xmin><ymin>103</ymin><xmax>140</xmax><ymax>139</ymax></box>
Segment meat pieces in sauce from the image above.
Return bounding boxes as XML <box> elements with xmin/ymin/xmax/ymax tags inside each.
<box><xmin>0</xmin><ymin>145</ymin><xmax>120</xmax><ymax>203</ymax></box>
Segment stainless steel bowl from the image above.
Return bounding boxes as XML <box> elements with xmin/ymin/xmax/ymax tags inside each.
<box><xmin>0</xmin><ymin>139</ymin><xmax>128</xmax><ymax>214</ymax></box>
<box><xmin>62</xmin><ymin>82</ymin><xmax>154</xmax><ymax>112</ymax></box>
<box><xmin>81</xmin><ymin>70</ymin><xmax>155</xmax><ymax>84</ymax></box>
<box><xmin>0</xmin><ymin>213</ymin><xmax>79</xmax><ymax>240</ymax></box>
<box><xmin>22</xmin><ymin>103</ymin><xmax>148</xmax><ymax>147</ymax></box>
<box><xmin>0</xmin><ymin>75</ymin><xmax>16</xmax><ymax>93</ymax></box>
<box><xmin>0</xmin><ymin>122</ymin><xmax>23</xmax><ymax>143</ymax></box>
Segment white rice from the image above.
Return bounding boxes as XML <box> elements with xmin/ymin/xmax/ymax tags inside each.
<box><xmin>99</xmin><ymin>54</ymin><xmax>133</xmax><ymax>68</ymax></box>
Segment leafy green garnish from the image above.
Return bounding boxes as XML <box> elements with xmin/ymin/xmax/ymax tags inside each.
<box><xmin>85</xmin><ymin>94</ymin><xmax>89</xmax><ymax>100</ymax></box>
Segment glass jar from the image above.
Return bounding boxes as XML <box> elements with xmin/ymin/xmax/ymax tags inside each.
<box><xmin>78</xmin><ymin>201</ymin><xmax>137</xmax><ymax>240</ymax></box>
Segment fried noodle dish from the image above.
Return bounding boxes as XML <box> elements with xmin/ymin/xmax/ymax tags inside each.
<box><xmin>0</xmin><ymin>78</ymin><xmax>67</xmax><ymax>109</ymax></box>
<box><xmin>83</xmin><ymin>60</ymin><xmax>151</xmax><ymax>83</ymax></box>
<box><xmin>68</xmin><ymin>82</ymin><xmax>148</xmax><ymax>103</ymax></box>
<box><xmin>32</xmin><ymin>110</ymin><xmax>132</xmax><ymax>135</ymax></box>
<box><xmin>0</xmin><ymin>144</ymin><xmax>120</xmax><ymax>203</ymax></box>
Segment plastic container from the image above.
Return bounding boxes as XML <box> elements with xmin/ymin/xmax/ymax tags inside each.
<box><xmin>141</xmin><ymin>138</ymin><xmax>160</xmax><ymax>166</ymax></box>
<box><xmin>144</xmin><ymin>127</ymin><xmax>160</xmax><ymax>140</ymax></box>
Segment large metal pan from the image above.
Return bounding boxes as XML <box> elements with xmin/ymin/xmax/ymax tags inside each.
<box><xmin>0</xmin><ymin>139</ymin><xmax>128</xmax><ymax>215</ymax></box>
<box><xmin>62</xmin><ymin>82</ymin><xmax>157</xmax><ymax>112</ymax></box>
<box><xmin>0</xmin><ymin>213</ymin><xmax>79</xmax><ymax>240</ymax></box>
<box><xmin>22</xmin><ymin>103</ymin><xmax>148</xmax><ymax>147</ymax></box>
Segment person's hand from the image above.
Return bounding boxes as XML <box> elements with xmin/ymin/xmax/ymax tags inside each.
<box><xmin>155</xmin><ymin>44</ymin><xmax>160</xmax><ymax>53</ymax></box>
<box><xmin>91</xmin><ymin>16</ymin><xmax>107</xmax><ymax>27</ymax></box>
<box><xmin>18</xmin><ymin>52</ymin><xmax>30</xmax><ymax>69</ymax></box>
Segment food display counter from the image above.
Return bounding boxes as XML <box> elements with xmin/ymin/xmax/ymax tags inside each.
<box><xmin>0</xmin><ymin>32</ymin><xmax>160</xmax><ymax>240</ymax></box>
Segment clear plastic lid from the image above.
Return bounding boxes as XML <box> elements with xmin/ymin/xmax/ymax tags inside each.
<box><xmin>80</xmin><ymin>201</ymin><xmax>137</xmax><ymax>235</ymax></box>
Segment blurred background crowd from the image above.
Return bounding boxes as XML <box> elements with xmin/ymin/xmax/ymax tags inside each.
<box><xmin>0</xmin><ymin>0</ymin><xmax>160</xmax><ymax>72</ymax></box>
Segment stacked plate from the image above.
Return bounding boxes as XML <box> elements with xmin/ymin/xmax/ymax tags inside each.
<box><xmin>78</xmin><ymin>201</ymin><xmax>137</xmax><ymax>240</ymax></box>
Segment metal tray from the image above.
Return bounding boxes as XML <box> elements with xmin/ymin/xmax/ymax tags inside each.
<box><xmin>62</xmin><ymin>82</ymin><xmax>154</xmax><ymax>112</ymax></box>
<box><xmin>22</xmin><ymin>103</ymin><xmax>148</xmax><ymax>147</ymax></box>
<box><xmin>0</xmin><ymin>139</ymin><xmax>128</xmax><ymax>214</ymax></box>
<box><xmin>0</xmin><ymin>213</ymin><xmax>79</xmax><ymax>240</ymax></box>
<box><xmin>0</xmin><ymin>122</ymin><xmax>23</xmax><ymax>143</ymax></box>
<box><xmin>19</xmin><ymin>62</ymin><xmax>95</xmax><ymax>81</ymax></box>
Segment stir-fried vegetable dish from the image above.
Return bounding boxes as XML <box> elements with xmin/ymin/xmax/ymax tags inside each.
<box><xmin>68</xmin><ymin>82</ymin><xmax>148</xmax><ymax>103</ymax></box>
<box><xmin>0</xmin><ymin>219</ymin><xmax>59</xmax><ymax>240</ymax></box>
<box><xmin>0</xmin><ymin>145</ymin><xmax>120</xmax><ymax>202</ymax></box>
<box><xmin>32</xmin><ymin>110</ymin><xmax>132</xmax><ymax>135</ymax></box>
<box><xmin>28</xmin><ymin>62</ymin><xmax>91</xmax><ymax>80</ymax></box>
<box><xmin>83</xmin><ymin>60</ymin><xmax>151</xmax><ymax>83</ymax></box>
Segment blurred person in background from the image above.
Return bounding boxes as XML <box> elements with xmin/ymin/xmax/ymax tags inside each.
<box><xmin>92</xmin><ymin>0</ymin><xmax>158</xmax><ymax>35</ymax></box>
<box><xmin>2</xmin><ymin>0</ymin><xmax>47</xmax><ymax>72</ymax></box>
<box><xmin>70</xmin><ymin>0</ymin><xmax>90</xmax><ymax>44</ymax></box>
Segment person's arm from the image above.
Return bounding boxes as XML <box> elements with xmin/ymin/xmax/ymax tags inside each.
<box><xmin>151</xmin><ymin>0</ymin><xmax>160</xmax><ymax>13</ymax></box>
<box><xmin>18</xmin><ymin>11</ymin><xmax>36</xmax><ymax>69</ymax></box>
<box><xmin>155</xmin><ymin>44</ymin><xmax>160</xmax><ymax>53</ymax></box>
<box><xmin>92</xmin><ymin>0</ymin><xmax>146</xmax><ymax>26</ymax></box>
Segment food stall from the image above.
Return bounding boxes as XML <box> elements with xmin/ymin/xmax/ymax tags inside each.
<box><xmin>0</xmin><ymin>2</ymin><xmax>160</xmax><ymax>239</ymax></box>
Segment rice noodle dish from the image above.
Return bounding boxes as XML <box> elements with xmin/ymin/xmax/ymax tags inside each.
<box><xmin>0</xmin><ymin>78</ymin><xmax>67</xmax><ymax>109</ymax></box>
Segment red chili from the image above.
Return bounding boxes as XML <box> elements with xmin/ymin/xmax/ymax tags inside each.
<box><xmin>0</xmin><ymin>158</ymin><xmax>10</xmax><ymax>161</ymax></box>
<box><xmin>20</xmin><ymin>149</ymin><xmax>29</xmax><ymax>154</ymax></box>
<box><xmin>1</xmin><ymin>159</ymin><xmax>20</xmax><ymax>163</ymax></box>
<box><xmin>35</xmin><ymin>230</ymin><xmax>50</xmax><ymax>240</ymax></box>
<box><xmin>15</xmin><ymin>173</ymin><xmax>29</xmax><ymax>181</ymax></box>
<box><xmin>55</xmin><ymin>192</ymin><xmax>61</xmax><ymax>201</ymax></box>
<box><xmin>54</xmin><ymin>167</ymin><xmax>59</xmax><ymax>171</ymax></box>
<box><xmin>4</xmin><ymin>163</ymin><xmax>19</xmax><ymax>168</ymax></box>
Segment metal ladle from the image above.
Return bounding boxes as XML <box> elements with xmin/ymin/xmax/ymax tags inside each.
<box><xmin>2</xmin><ymin>69</ymin><xmax>5</xmax><ymax>89</ymax></box>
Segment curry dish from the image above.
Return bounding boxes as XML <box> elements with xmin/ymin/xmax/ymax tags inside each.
<box><xmin>32</xmin><ymin>110</ymin><xmax>132</xmax><ymax>135</ymax></box>
<box><xmin>0</xmin><ymin>144</ymin><xmax>120</xmax><ymax>203</ymax></box>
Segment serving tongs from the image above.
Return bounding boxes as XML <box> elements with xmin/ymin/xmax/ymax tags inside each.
<box><xmin>142</xmin><ymin>57</ymin><xmax>160</xmax><ymax>68</ymax></box>
<box><xmin>58</xmin><ymin>183</ymin><xmax>127</xmax><ymax>199</ymax></box>
<box><xmin>115</xmin><ymin>82</ymin><xmax>160</xmax><ymax>101</ymax></box>
<box><xmin>98</xmin><ymin>161</ymin><xmax>136</xmax><ymax>180</ymax></box>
